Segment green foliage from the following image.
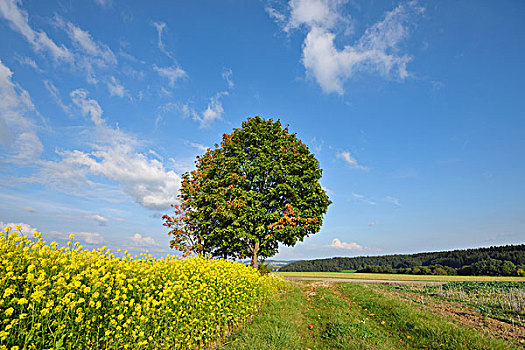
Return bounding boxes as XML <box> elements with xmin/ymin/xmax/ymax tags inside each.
<box><xmin>357</xmin><ymin>264</ymin><xmax>456</xmax><ymax>276</ymax></box>
<box><xmin>355</xmin><ymin>260</ymin><xmax>521</xmax><ymax>277</ymax></box>
<box><xmin>280</xmin><ymin>244</ymin><xmax>525</xmax><ymax>274</ymax></box>
<box><xmin>164</xmin><ymin>116</ymin><xmax>331</xmax><ymax>268</ymax></box>
<box><xmin>458</xmin><ymin>259</ymin><xmax>518</xmax><ymax>276</ymax></box>
<box><xmin>441</xmin><ymin>281</ymin><xmax>525</xmax><ymax>292</ymax></box>
<box><xmin>258</xmin><ymin>260</ymin><xmax>273</xmax><ymax>275</ymax></box>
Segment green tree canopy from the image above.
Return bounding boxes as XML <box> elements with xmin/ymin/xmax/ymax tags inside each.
<box><xmin>163</xmin><ymin>116</ymin><xmax>331</xmax><ymax>268</ymax></box>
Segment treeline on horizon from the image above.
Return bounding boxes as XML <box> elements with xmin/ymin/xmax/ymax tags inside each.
<box><xmin>279</xmin><ymin>244</ymin><xmax>525</xmax><ymax>276</ymax></box>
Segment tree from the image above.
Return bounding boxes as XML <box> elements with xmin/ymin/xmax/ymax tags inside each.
<box><xmin>163</xmin><ymin>116</ymin><xmax>331</xmax><ymax>269</ymax></box>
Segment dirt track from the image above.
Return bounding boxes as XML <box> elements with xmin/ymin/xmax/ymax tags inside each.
<box><xmin>284</xmin><ymin>276</ymin><xmax>445</xmax><ymax>285</ymax></box>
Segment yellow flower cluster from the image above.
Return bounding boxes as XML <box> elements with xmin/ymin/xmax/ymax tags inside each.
<box><xmin>0</xmin><ymin>227</ymin><xmax>286</xmax><ymax>349</ymax></box>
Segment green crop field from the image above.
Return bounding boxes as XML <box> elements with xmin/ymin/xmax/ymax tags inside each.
<box><xmin>277</xmin><ymin>271</ymin><xmax>525</xmax><ymax>282</ymax></box>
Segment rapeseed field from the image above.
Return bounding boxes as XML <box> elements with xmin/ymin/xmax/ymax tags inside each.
<box><xmin>0</xmin><ymin>226</ymin><xmax>286</xmax><ymax>349</ymax></box>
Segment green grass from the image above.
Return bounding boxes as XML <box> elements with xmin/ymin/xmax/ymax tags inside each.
<box><xmin>218</xmin><ymin>282</ymin><xmax>517</xmax><ymax>349</ymax></box>
<box><xmin>338</xmin><ymin>283</ymin><xmax>512</xmax><ymax>349</ymax></box>
<box><xmin>277</xmin><ymin>271</ymin><xmax>525</xmax><ymax>282</ymax></box>
<box><xmin>218</xmin><ymin>287</ymin><xmax>314</xmax><ymax>350</ymax></box>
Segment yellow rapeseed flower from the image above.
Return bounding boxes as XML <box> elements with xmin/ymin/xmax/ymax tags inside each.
<box><xmin>0</xmin><ymin>227</ymin><xmax>286</xmax><ymax>349</ymax></box>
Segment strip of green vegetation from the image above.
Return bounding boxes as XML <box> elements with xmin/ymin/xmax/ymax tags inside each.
<box><xmin>278</xmin><ymin>271</ymin><xmax>525</xmax><ymax>282</ymax></box>
<box><xmin>219</xmin><ymin>282</ymin><xmax>515</xmax><ymax>349</ymax></box>
<box><xmin>279</xmin><ymin>244</ymin><xmax>525</xmax><ymax>273</ymax></box>
<box><xmin>441</xmin><ymin>281</ymin><xmax>525</xmax><ymax>292</ymax></box>
<box><xmin>218</xmin><ymin>287</ymin><xmax>315</xmax><ymax>350</ymax></box>
<box><xmin>302</xmin><ymin>284</ymin><xmax>403</xmax><ymax>349</ymax></box>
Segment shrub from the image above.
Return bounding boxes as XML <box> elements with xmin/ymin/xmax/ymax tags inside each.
<box><xmin>433</xmin><ymin>267</ymin><xmax>447</xmax><ymax>275</ymax></box>
<box><xmin>257</xmin><ymin>260</ymin><xmax>273</xmax><ymax>275</ymax></box>
<box><xmin>458</xmin><ymin>259</ymin><xmax>517</xmax><ymax>276</ymax></box>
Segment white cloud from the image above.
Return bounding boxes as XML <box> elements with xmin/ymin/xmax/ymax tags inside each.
<box><xmin>119</xmin><ymin>49</ymin><xmax>144</xmax><ymax>64</ymax></box>
<box><xmin>184</xmin><ymin>140</ymin><xmax>208</xmax><ymax>152</ymax></box>
<box><xmin>310</xmin><ymin>137</ymin><xmax>323</xmax><ymax>153</ymax></box>
<box><xmin>0</xmin><ymin>221</ymin><xmax>38</xmax><ymax>234</ymax></box>
<box><xmin>14</xmin><ymin>132</ymin><xmax>42</xmax><ymax>161</ymax></box>
<box><xmin>326</xmin><ymin>238</ymin><xmax>363</xmax><ymax>250</ymax></box>
<box><xmin>266</xmin><ymin>6</ymin><xmax>288</xmax><ymax>27</ymax></box>
<box><xmin>0</xmin><ymin>59</ymin><xmax>43</xmax><ymax>162</ymax></box>
<box><xmin>383</xmin><ymin>196</ymin><xmax>400</xmax><ymax>206</ymax></box>
<box><xmin>183</xmin><ymin>91</ymin><xmax>228</xmax><ymax>128</ymax></box>
<box><xmin>53</xmin><ymin>15</ymin><xmax>117</xmax><ymax>83</ymax></box>
<box><xmin>77</xmin><ymin>231</ymin><xmax>104</xmax><ymax>244</ymax></box>
<box><xmin>44</xmin><ymin>80</ymin><xmax>72</xmax><ymax>115</ymax></box>
<box><xmin>368</xmin><ymin>221</ymin><xmax>381</xmax><ymax>227</ymax></box>
<box><xmin>15</xmin><ymin>55</ymin><xmax>41</xmax><ymax>71</ymax></box>
<box><xmin>41</xmin><ymin>138</ymin><xmax>181</xmax><ymax>210</ymax></box>
<box><xmin>151</xmin><ymin>22</ymin><xmax>188</xmax><ymax>88</ymax></box>
<box><xmin>130</xmin><ymin>233</ymin><xmax>159</xmax><ymax>247</ymax></box>
<box><xmin>23</xmin><ymin>206</ymin><xmax>36</xmax><ymax>213</ymax></box>
<box><xmin>285</xmin><ymin>0</ymin><xmax>344</xmax><ymax>32</ymax></box>
<box><xmin>86</xmin><ymin>214</ymin><xmax>108</xmax><ymax>226</ymax></box>
<box><xmin>222</xmin><ymin>68</ymin><xmax>234</xmax><ymax>89</ymax></box>
<box><xmin>70</xmin><ymin>89</ymin><xmax>104</xmax><ymax>126</ymax></box>
<box><xmin>337</xmin><ymin>150</ymin><xmax>368</xmax><ymax>170</ymax></box>
<box><xmin>25</xmin><ymin>88</ymin><xmax>183</xmax><ymax>211</ymax></box>
<box><xmin>152</xmin><ymin>21</ymin><xmax>171</xmax><ymax>59</ymax></box>
<box><xmin>94</xmin><ymin>0</ymin><xmax>112</xmax><ymax>8</ymax></box>
<box><xmin>55</xmin><ymin>16</ymin><xmax>116</xmax><ymax>66</ymax></box>
<box><xmin>268</xmin><ymin>0</ymin><xmax>423</xmax><ymax>94</ymax></box>
<box><xmin>153</xmin><ymin>65</ymin><xmax>187</xmax><ymax>87</ymax></box>
<box><xmin>48</xmin><ymin>230</ymin><xmax>104</xmax><ymax>244</ymax></box>
<box><xmin>107</xmin><ymin>76</ymin><xmax>125</xmax><ymax>97</ymax></box>
<box><xmin>351</xmin><ymin>193</ymin><xmax>376</xmax><ymax>205</ymax></box>
<box><xmin>200</xmin><ymin>93</ymin><xmax>226</xmax><ymax>127</ymax></box>
<box><xmin>0</xmin><ymin>0</ymin><xmax>73</xmax><ymax>62</ymax></box>
<box><xmin>1</xmin><ymin>0</ymin><xmax>124</xmax><ymax>86</ymax></box>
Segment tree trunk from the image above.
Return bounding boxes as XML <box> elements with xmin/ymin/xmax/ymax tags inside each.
<box><xmin>250</xmin><ymin>240</ymin><xmax>260</xmax><ymax>270</ymax></box>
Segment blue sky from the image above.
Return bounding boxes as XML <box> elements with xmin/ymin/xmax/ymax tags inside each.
<box><xmin>0</xmin><ymin>0</ymin><xmax>524</xmax><ymax>260</ymax></box>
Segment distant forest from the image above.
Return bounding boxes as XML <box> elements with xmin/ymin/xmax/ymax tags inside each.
<box><xmin>279</xmin><ymin>245</ymin><xmax>525</xmax><ymax>276</ymax></box>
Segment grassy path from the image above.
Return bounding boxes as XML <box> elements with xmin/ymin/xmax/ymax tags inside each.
<box><xmin>218</xmin><ymin>282</ymin><xmax>517</xmax><ymax>349</ymax></box>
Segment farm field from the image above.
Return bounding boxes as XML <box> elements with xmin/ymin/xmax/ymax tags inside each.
<box><xmin>3</xmin><ymin>227</ymin><xmax>524</xmax><ymax>349</ymax></box>
<box><xmin>219</xmin><ymin>281</ymin><xmax>525</xmax><ymax>349</ymax></box>
<box><xmin>278</xmin><ymin>271</ymin><xmax>525</xmax><ymax>282</ymax></box>
<box><xmin>0</xmin><ymin>229</ymin><xmax>286</xmax><ymax>349</ymax></box>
